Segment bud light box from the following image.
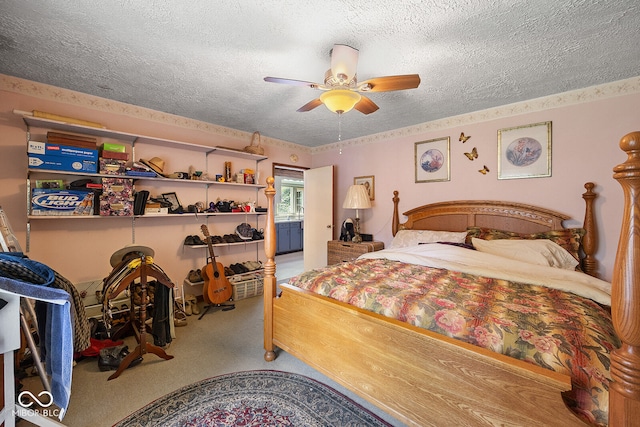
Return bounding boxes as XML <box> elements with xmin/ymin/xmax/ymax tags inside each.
<box><xmin>31</xmin><ymin>189</ymin><xmax>94</xmax><ymax>216</ymax></box>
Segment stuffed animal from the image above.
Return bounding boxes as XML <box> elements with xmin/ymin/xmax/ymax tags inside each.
<box><xmin>340</xmin><ymin>218</ymin><xmax>354</xmax><ymax>242</ymax></box>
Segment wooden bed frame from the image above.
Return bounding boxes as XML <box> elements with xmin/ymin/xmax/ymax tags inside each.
<box><xmin>262</xmin><ymin>132</ymin><xmax>640</xmax><ymax>426</ymax></box>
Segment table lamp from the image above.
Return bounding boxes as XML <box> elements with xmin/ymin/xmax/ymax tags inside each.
<box><xmin>342</xmin><ymin>184</ymin><xmax>372</xmax><ymax>243</ymax></box>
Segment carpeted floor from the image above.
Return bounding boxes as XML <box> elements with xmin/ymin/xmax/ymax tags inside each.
<box><xmin>16</xmin><ymin>252</ymin><xmax>404</xmax><ymax>426</ymax></box>
<box><xmin>113</xmin><ymin>370</ymin><xmax>392</xmax><ymax>427</ymax></box>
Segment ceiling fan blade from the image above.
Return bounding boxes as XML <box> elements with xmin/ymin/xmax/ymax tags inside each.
<box><xmin>358</xmin><ymin>74</ymin><xmax>421</xmax><ymax>92</ymax></box>
<box><xmin>264</xmin><ymin>76</ymin><xmax>319</xmax><ymax>87</ymax></box>
<box><xmin>297</xmin><ymin>98</ymin><xmax>323</xmax><ymax>112</ymax></box>
<box><xmin>354</xmin><ymin>95</ymin><xmax>379</xmax><ymax>115</ymax></box>
<box><xmin>330</xmin><ymin>44</ymin><xmax>359</xmax><ymax>83</ymax></box>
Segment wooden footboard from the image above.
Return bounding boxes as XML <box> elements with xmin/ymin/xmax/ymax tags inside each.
<box><xmin>273</xmin><ymin>284</ymin><xmax>583</xmax><ymax>427</ymax></box>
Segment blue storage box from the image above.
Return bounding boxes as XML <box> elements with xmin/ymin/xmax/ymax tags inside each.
<box><xmin>28</xmin><ymin>154</ymin><xmax>98</xmax><ymax>173</ymax></box>
<box><xmin>28</xmin><ymin>141</ymin><xmax>98</xmax><ymax>159</ymax></box>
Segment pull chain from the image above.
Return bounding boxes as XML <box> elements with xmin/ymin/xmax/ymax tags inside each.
<box><xmin>338</xmin><ymin>112</ymin><xmax>343</xmax><ymax>155</ymax></box>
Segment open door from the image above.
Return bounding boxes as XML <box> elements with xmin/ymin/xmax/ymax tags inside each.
<box><xmin>303</xmin><ymin>165</ymin><xmax>334</xmax><ymax>270</ymax></box>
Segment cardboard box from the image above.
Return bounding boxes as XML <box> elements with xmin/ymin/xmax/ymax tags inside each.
<box><xmin>101</xmin><ymin>142</ymin><xmax>126</xmax><ymax>153</ymax></box>
<box><xmin>99</xmin><ymin>177</ymin><xmax>133</xmax><ymax>216</ymax></box>
<box><xmin>28</xmin><ymin>141</ymin><xmax>98</xmax><ymax>159</ymax></box>
<box><xmin>99</xmin><ymin>198</ymin><xmax>133</xmax><ymax>216</ymax></box>
<box><xmin>31</xmin><ymin>189</ymin><xmax>94</xmax><ymax>216</ymax></box>
<box><xmin>28</xmin><ymin>154</ymin><xmax>98</xmax><ymax>173</ymax></box>
<box><xmin>101</xmin><ymin>177</ymin><xmax>133</xmax><ymax>197</ymax></box>
<box><xmin>99</xmin><ymin>158</ymin><xmax>127</xmax><ymax>175</ymax></box>
<box><xmin>144</xmin><ymin>207</ymin><xmax>169</xmax><ymax>215</ymax></box>
<box><xmin>47</xmin><ymin>132</ymin><xmax>98</xmax><ymax>149</ymax></box>
<box><xmin>99</xmin><ymin>149</ymin><xmax>129</xmax><ymax>160</ymax></box>
<box><xmin>35</xmin><ymin>179</ymin><xmax>64</xmax><ymax>189</ymax></box>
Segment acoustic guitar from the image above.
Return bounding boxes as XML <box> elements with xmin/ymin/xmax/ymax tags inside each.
<box><xmin>200</xmin><ymin>224</ymin><xmax>233</xmax><ymax>305</ymax></box>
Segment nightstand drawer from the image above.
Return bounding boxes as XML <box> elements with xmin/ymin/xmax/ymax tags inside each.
<box><xmin>327</xmin><ymin>240</ymin><xmax>384</xmax><ymax>265</ymax></box>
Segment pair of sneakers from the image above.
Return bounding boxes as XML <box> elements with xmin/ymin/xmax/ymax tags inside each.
<box><xmin>243</xmin><ymin>260</ymin><xmax>263</xmax><ymax>270</ymax></box>
<box><xmin>229</xmin><ymin>261</ymin><xmax>262</xmax><ymax>275</ymax></box>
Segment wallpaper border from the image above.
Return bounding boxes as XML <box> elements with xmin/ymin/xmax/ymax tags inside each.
<box><xmin>317</xmin><ymin>75</ymin><xmax>640</xmax><ymax>154</ymax></box>
<box><xmin>2</xmin><ymin>73</ymin><xmax>639</xmax><ymax>155</ymax></box>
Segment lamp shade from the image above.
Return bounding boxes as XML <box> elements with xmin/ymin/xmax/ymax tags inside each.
<box><xmin>342</xmin><ymin>184</ymin><xmax>372</xmax><ymax>209</ymax></box>
<box><xmin>320</xmin><ymin>89</ymin><xmax>362</xmax><ymax>114</ymax></box>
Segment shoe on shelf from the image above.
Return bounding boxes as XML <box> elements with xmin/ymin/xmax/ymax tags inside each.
<box><xmin>224</xmin><ymin>266</ymin><xmax>235</xmax><ymax>276</ymax></box>
<box><xmin>184</xmin><ymin>235</ymin><xmax>196</xmax><ymax>245</ymax></box>
<box><xmin>192</xmin><ymin>235</ymin><xmax>205</xmax><ymax>245</ymax></box>
<box><xmin>242</xmin><ymin>261</ymin><xmax>256</xmax><ymax>271</ymax></box>
<box><xmin>235</xmin><ymin>263</ymin><xmax>247</xmax><ymax>274</ymax></box>
<box><xmin>187</xmin><ymin>269</ymin><xmax>202</xmax><ymax>283</ymax></box>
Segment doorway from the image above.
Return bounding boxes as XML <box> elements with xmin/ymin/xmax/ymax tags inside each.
<box><xmin>272</xmin><ymin>163</ymin><xmax>308</xmax><ymax>255</ymax></box>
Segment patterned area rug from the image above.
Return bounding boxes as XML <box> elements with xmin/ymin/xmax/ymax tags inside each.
<box><xmin>113</xmin><ymin>370</ymin><xmax>393</xmax><ymax>426</ymax></box>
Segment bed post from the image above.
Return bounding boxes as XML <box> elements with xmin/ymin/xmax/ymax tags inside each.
<box><xmin>610</xmin><ymin>131</ymin><xmax>640</xmax><ymax>426</ymax></box>
<box><xmin>581</xmin><ymin>182</ymin><xmax>598</xmax><ymax>277</ymax></box>
<box><xmin>263</xmin><ymin>176</ymin><xmax>277</xmax><ymax>362</ymax></box>
<box><xmin>392</xmin><ymin>190</ymin><xmax>400</xmax><ymax>236</ymax></box>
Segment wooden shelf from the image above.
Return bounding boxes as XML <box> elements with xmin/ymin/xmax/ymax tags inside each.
<box><xmin>23</xmin><ymin>116</ymin><xmax>268</xmax><ymax>161</ymax></box>
<box><xmin>27</xmin><ymin>168</ymin><xmax>266</xmax><ymax>188</ymax></box>
<box><xmin>185</xmin><ymin>239</ymin><xmax>264</xmax><ymax>248</ymax></box>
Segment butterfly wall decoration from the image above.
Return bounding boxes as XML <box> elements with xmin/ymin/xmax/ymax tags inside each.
<box><xmin>464</xmin><ymin>147</ymin><xmax>478</xmax><ymax>160</ymax></box>
<box><xmin>478</xmin><ymin>165</ymin><xmax>490</xmax><ymax>174</ymax></box>
<box><xmin>459</xmin><ymin>132</ymin><xmax>471</xmax><ymax>143</ymax></box>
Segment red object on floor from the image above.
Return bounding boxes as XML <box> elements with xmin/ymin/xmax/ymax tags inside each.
<box><xmin>79</xmin><ymin>338</ymin><xmax>124</xmax><ymax>357</ymax></box>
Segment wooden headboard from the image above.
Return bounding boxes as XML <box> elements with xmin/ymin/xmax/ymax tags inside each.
<box><xmin>391</xmin><ymin>182</ymin><xmax>598</xmax><ymax>277</ymax></box>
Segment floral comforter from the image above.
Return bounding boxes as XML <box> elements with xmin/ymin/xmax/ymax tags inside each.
<box><xmin>288</xmin><ymin>245</ymin><xmax>619</xmax><ymax>426</ymax></box>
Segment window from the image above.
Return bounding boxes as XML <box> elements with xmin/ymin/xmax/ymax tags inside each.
<box><xmin>277</xmin><ymin>179</ymin><xmax>304</xmax><ymax>217</ymax></box>
<box><xmin>273</xmin><ymin>164</ymin><xmax>306</xmax><ymax>219</ymax></box>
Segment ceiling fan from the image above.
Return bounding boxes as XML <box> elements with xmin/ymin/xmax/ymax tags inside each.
<box><xmin>264</xmin><ymin>44</ymin><xmax>421</xmax><ymax>115</ymax></box>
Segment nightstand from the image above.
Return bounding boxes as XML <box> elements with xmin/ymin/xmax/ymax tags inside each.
<box><xmin>327</xmin><ymin>240</ymin><xmax>384</xmax><ymax>265</ymax></box>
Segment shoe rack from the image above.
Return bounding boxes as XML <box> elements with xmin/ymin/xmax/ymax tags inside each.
<box><xmin>21</xmin><ymin>114</ymin><xmax>268</xmax><ymax>305</ymax></box>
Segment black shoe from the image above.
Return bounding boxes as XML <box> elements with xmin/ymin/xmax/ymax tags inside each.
<box><xmin>184</xmin><ymin>235</ymin><xmax>196</xmax><ymax>245</ymax></box>
<box><xmin>192</xmin><ymin>235</ymin><xmax>205</xmax><ymax>245</ymax></box>
<box><xmin>230</xmin><ymin>264</ymin><xmax>244</xmax><ymax>274</ymax></box>
<box><xmin>98</xmin><ymin>345</ymin><xmax>142</xmax><ymax>371</ymax></box>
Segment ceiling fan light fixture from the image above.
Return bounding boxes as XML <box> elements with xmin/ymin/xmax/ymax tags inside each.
<box><xmin>320</xmin><ymin>89</ymin><xmax>362</xmax><ymax>114</ymax></box>
<box><xmin>330</xmin><ymin>44</ymin><xmax>359</xmax><ymax>82</ymax></box>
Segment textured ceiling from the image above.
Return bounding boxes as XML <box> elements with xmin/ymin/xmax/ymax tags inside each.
<box><xmin>1</xmin><ymin>1</ymin><xmax>639</xmax><ymax>147</ymax></box>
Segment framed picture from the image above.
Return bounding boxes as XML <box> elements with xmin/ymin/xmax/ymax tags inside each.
<box><xmin>354</xmin><ymin>175</ymin><xmax>375</xmax><ymax>200</ymax></box>
<box><xmin>498</xmin><ymin>121</ymin><xmax>551</xmax><ymax>180</ymax></box>
<box><xmin>161</xmin><ymin>192</ymin><xmax>182</xmax><ymax>213</ymax></box>
<box><xmin>415</xmin><ymin>137</ymin><xmax>450</xmax><ymax>183</ymax></box>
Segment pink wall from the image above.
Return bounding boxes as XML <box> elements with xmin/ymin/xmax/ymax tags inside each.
<box><xmin>0</xmin><ymin>79</ymin><xmax>311</xmax><ymax>289</ymax></box>
<box><xmin>1</xmin><ymin>75</ymin><xmax>638</xmax><ymax>284</ymax></box>
<box><xmin>313</xmin><ymin>91</ymin><xmax>640</xmax><ymax>281</ymax></box>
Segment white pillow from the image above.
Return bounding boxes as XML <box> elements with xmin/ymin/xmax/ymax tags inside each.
<box><xmin>389</xmin><ymin>229</ymin><xmax>468</xmax><ymax>249</ymax></box>
<box><xmin>471</xmin><ymin>238</ymin><xmax>579</xmax><ymax>270</ymax></box>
